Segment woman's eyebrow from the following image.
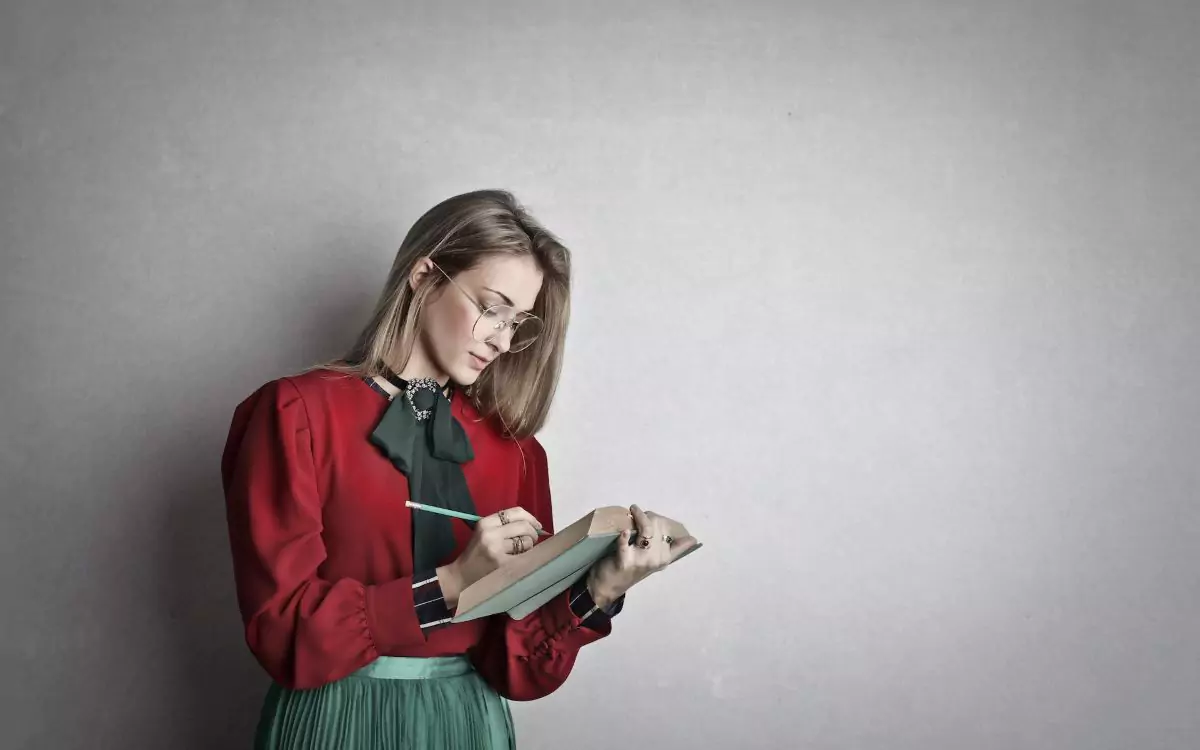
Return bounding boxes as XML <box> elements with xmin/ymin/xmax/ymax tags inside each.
<box><xmin>482</xmin><ymin>287</ymin><xmax>514</xmax><ymax>306</ymax></box>
<box><xmin>482</xmin><ymin>286</ymin><xmax>533</xmax><ymax>313</ymax></box>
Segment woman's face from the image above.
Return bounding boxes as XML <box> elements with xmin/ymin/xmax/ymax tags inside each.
<box><xmin>414</xmin><ymin>254</ymin><xmax>544</xmax><ymax>386</ymax></box>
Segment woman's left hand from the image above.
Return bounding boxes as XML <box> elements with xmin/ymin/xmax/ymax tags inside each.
<box><xmin>585</xmin><ymin>504</ymin><xmax>698</xmax><ymax>608</ymax></box>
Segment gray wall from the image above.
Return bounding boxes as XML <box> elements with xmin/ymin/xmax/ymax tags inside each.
<box><xmin>2</xmin><ymin>1</ymin><xmax>1197</xmax><ymax>748</ymax></box>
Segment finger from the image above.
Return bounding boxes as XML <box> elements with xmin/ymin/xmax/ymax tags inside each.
<box><xmin>493</xmin><ymin>520</ymin><xmax>538</xmax><ymax>542</ymax></box>
<box><xmin>617</xmin><ymin>529</ymin><xmax>636</xmax><ymax>566</ymax></box>
<box><xmin>668</xmin><ymin>535</ymin><xmax>699</xmax><ymax>563</ymax></box>
<box><xmin>629</xmin><ymin>504</ymin><xmax>652</xmax><ymax>530</ymax></box>
<box><xmin>651</xmin><ymin>516</ymin><xmax>673</xmax><ymax>566</ymax></box>
<box><xmin>502</xmin><ymin>533</ymin><xmax>537</xmax><ymax>556</ymax></box>
<box><xmin>634</xmin><ymin>527</ymin><xmax>669</xmax><ymax>570</ymax></box>
<box><xmin>657</xmin><ymin>540</ymin><xmax>673</xmax><ymax>569</ymax></box>
<box><xmin>496</xmin><ymin>507</ymin><xmax>545</xmax><ymax>533</ymax></box>
<box><xmin>648</xmin><ymin>512</ymin><xmax>680</xmax><ymax>541</ymax></box>
<box><xmin>646</xmin><ymin>513</ymin><xmax>668</xmax><ymax>540</ymax></box>
<box><xmin>630</xmin><ymin>504</ymin><xmax>654</xmax><ymax>545</ymax></box>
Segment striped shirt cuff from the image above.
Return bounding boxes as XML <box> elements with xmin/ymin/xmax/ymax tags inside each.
<box><xmin>568</xmin><ymin>576</ymin><xmax>624</xmax><ymax>629</ymax></box>
<box><xmin>412</xmin><ymin>570</ymin><xmax>454</xmax><ymax>632</ymax></box>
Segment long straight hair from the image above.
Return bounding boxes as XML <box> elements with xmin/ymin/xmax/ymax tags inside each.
<box><xmin>318</xmin><ymin>189</ymin><xmax>571</xmax><ymax>439</ymax></box>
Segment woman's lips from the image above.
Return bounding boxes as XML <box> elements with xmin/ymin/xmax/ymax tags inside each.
<box><xmin>469</xmin><ymin>353</ymin><xmax>490</xmax><ymax>370</ymax></box>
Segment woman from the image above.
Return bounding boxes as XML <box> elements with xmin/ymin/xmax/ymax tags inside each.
<box><xmin>220</xmin><ymin>189</ymin><xmax>697</xmax><ymax>749</ymax></box>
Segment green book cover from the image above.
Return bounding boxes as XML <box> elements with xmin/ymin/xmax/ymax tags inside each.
<box><xmin>451</xmin><ymin>507</ymin><xmax>700</xmax><ymax>623</ymax></box>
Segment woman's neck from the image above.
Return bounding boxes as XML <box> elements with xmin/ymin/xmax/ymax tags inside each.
<box><xmin>386</xmin><ymin>345</ymin><xmax>450</xmax><ymax>388</ymax></box>
<box><xmin>379</xmin><ymin>354</ymin><xmax>453</xmax><ymax>399</ymax></box>
<box><xmin>372</xmin><ymin>373</ymin><xmax>454</xmax><ymax>401</ymax></box>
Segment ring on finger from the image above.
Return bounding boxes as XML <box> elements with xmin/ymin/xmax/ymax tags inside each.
<box><xmin>511</xmin><ymin>536</ymin><xmax>520</xmax><ymax>554</ymax></box>
<box><xmin>638</xmin><ymin>534</ymin><xmax>653</xmax><ymax>549</ymax></box>
<box><xmin>499</xmin><ymin>510</ymin><xmax>509</xmax><ymax>525</ymax></box>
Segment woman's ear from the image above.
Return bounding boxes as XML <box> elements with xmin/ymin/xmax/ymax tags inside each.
<box><xmin>408</xmin><ymin>256</ymin><xmax>435</xmax><ymax>292</ymax></box>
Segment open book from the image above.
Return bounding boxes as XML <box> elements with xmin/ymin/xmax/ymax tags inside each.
<box><xmin>451</xmin><ymin>506</ymin><xmax>701</xmax><ymax>623</ymax></box>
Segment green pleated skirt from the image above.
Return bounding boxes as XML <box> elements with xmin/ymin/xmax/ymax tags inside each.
<box><xmin>255</xmin><ymin>656</ymin><xmax>515</xmax><ymax>750</ymax></box>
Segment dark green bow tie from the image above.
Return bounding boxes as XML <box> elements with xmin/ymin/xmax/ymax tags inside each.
<box><xmin>368</xmin><ymin>375</ymin><xmax>475</xmax><ymax>572</ymax></box>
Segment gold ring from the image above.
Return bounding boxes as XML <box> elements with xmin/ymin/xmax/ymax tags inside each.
<box><xmin>498</xmin><ymin>510</ymin><xmax>509</xmax><ymax>525</ymax></box>
<box><xmin>511</xmin><ymin>536</ymin><xmax>520</xmax><ymax>554</ymax></box>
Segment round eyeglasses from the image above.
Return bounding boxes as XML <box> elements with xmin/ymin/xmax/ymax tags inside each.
<box><xmin>432</xmin><ymin>262</ymin><xmax>544</xmax><ymax>353</ymax></box>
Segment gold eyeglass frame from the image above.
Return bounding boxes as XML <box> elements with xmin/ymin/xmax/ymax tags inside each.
<box><xmin>430</xmin><ymin>261</ymin><xmax>542</xmax><ymax>353</ymax></box>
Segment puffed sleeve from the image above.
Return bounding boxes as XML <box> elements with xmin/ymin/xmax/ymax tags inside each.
<box><xmin>220</xmin><ymin>378</ymin><xmax>427</xmax><ymax>689</ymax></box>
<box><xmin>467</xmin><ymin>437</ymin><xmax>618</xmax><ymax>701</ymax></box>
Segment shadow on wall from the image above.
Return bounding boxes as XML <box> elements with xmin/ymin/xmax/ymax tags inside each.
<box><xmin>156</xmin><ymin>448</ymin><xmax>266</xmax><ymax>747</ymax></box>
<box><xmin>149</xmin><ymin>229</ymin><xmax>388</xmax><ymax>747</ymax></box>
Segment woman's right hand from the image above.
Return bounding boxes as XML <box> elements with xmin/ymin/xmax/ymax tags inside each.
<box><xmin>436</xmin><ymin>507</ymin><xmax>543</xmax><ymax>608</ymax></box>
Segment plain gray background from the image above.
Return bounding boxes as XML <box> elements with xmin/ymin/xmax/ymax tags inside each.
<box><xmin>2</xmin><ymin>1</ymin><xmax>1197</xmax><ymax>748</ymax></box>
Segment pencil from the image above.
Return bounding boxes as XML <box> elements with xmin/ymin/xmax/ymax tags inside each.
<box><xmin>405</xmin><ymin>501</ymin><xmax>550</xmax><ymax>535</ymax></box>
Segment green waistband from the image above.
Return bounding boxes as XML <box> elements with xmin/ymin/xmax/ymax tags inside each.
<box><xmin>350</xmin><ymin>656</ymin><xmax>473</xmax><ymax>681</ymax></box>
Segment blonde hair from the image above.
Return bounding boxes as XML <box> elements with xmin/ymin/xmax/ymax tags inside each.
<box><xmin>317</xmin><ymin>189</ymin><xmax>571</xmax><ymax>440</ymax></box>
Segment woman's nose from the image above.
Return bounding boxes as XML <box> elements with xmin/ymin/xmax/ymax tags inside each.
<box><xmin>489</xmin><ymin>326</ymin><xmax>513</xmax><ymax>354</ymax></box>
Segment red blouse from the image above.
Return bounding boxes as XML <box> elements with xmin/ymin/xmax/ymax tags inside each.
<box><xmin>220</xmin><ymin>369</ymin><xmax>610</xmax><ymax>698</ymax></box>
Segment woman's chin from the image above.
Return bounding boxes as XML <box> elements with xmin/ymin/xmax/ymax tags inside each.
<box><xmin>455</xmin><ymin>365</ymin><xmax>482</xmax><ymax>387</ymax></box>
